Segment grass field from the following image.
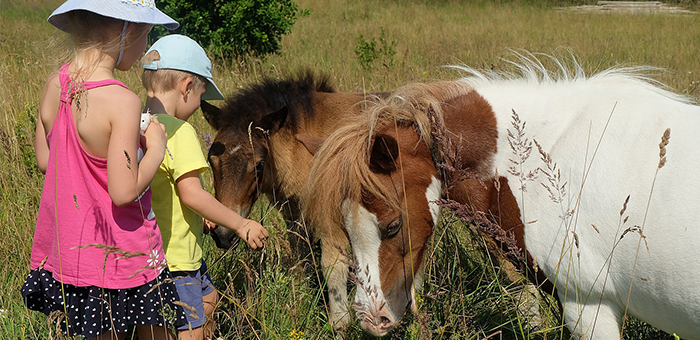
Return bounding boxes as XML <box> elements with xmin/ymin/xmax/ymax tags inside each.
<box><xmin>1</xmin><ymin>0</ymin><xmax>699</xmax><ymax>338</ymax></box>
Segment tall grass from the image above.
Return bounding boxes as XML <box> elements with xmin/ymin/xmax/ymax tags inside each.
<box><xmin>1</xmin><ymin>0</ymin><xmax>697</xmax><ymax>338</ymax></box>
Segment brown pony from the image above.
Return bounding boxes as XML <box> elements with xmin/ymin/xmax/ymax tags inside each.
<box><xmin>200</xmin><ymin>71</ymin><xmax>381</xmax><ymax>329</ymax></box>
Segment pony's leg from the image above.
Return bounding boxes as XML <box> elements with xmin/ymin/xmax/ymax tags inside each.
<box><xmin>562</xmin><ymin>298</ymin><xmax>622</xmax><ymax>340</ymax></box>
<box><xmin>321</xmin><ymin>232</ymin><xmax>352</xmax><ymax>330</ymax></box>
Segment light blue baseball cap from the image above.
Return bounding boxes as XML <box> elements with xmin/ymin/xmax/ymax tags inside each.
<box><xmin>142</xmin><ymin>34</ymin><xmax>225</xmax><ymax>101</ymax></box>
<box><xmin>48</xmin><ymin>0</ymin><xmax>179</xmax><ymax>32</ymax></box>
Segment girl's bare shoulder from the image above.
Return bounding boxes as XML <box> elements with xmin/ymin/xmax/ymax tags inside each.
<box><xmin>39</xmin><ymin>71</ymin><xmax>62</xmax><ymax>123</ymax></box>
<box><xmin>93</xmin><ymin>83</ymin><xmax>142</xmax><ymax>118</ymax></box>
<box><xmin>40</xmin><ymin>71</ymin><xmax>61</xmax><ymax>101</ymax></box>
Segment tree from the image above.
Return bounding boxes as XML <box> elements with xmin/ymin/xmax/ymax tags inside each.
<box><xmin>152</xmin><ymin>0</ymin><xmax>303</xmax><ymax>59</ymax></box>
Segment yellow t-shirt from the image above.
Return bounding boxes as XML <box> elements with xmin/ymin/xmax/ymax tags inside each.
<box><xmin>150</xmin><ymin>114</ymin><xmax>209</xmax><ymax>272</ymax></box>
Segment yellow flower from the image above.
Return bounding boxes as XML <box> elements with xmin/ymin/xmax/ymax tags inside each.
<box><xmin>289</xmin><ymin>329</ymin><xmax>305</xmax><ymax>340</ymax></box>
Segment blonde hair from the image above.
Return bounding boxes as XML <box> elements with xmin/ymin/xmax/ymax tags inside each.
<box><xmin>141</xmin><ymin>50</ymin><xmax>208</xmax><ymax>94</ymax></box>
<box><xmin>60</xmin><ymin>10</ymin><xmax>152</xmax><ymax>80</ymax></box>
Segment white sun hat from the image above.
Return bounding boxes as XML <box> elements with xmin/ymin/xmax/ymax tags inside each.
<box><xmin>48</xmin><ymin>0</ymin><xmax>179</xmax><ymax>32</ymax></box>
<box><xmin>142</xmin><ymin>34</ymin><xmax>225</xmax><ymax>100</ymax></box>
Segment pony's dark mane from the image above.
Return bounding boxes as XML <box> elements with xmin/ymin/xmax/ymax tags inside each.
<box><xmin>218</xmin><ymin>70</ymin><xmax>335</xmax><ymax>131</ymax></box>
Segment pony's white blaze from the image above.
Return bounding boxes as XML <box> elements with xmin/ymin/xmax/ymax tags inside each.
<box><xmin>342</xmin><ymin>200</ymin><xmax>391</xmax><ymax>327</ymax></box>
<box><xmin>459</xmin><ymin>65</ymin><xmax>700</xmax><ymax>339</ymax></box>
<box><xmin>344</xmin><ymin>176</ymin><xmax>443</xmax><ymax>333</ymax></box>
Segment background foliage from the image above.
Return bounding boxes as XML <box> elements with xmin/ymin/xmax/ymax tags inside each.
<box><xmin>151</xmin><ymin>0</ymin><xmax>304</xmax><ymax>59</ymax></box>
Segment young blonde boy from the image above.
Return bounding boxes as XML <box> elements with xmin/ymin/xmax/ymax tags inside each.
<box><xmin>141</xmin><ymin>34</ymin><xmax>268</xmax><ymax>339</ymax></box>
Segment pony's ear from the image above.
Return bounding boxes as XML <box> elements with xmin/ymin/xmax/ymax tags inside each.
<box><xmin>296</xmin><ymin>133</ymin><xmax>325</xmax><ymax>156</ymax></box>
<box><xmin>369</xmin><ymin>134</ymin><xmax>399</xmax><ymax>174</ymax></box>
<box><xmin>260</xmin><ymin>106</ymin><xmax>289</xmax><ymax>134</ymax></box>
<box><xmin>201</xmin><ymin>100</ymin><xmax>222</xmax><ymax>130</ymax></box>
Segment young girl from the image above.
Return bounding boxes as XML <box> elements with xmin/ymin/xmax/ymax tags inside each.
<box><xmin>22</xmin><ymin>0</ymin><xmax>186</xmax><ymax>338</ymax></box>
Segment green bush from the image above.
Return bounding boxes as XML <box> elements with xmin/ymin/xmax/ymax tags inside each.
<box><xmin>151</xmin><ymin>0</ymin><xmax>305</xmax><ymax>59</ymax></box>
<box><xmin>354</xmin><ymin>27</ymin><xmax>397</xmax><ymax>71</ymax></box>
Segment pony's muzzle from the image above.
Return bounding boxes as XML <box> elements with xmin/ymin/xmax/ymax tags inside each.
<box><xmin>357</xmin><ymin>306</ymin><xmax>395</xmax><ymax>336</ymax></box>
<box><xmin>210</xmin><ymin>226</ymin><xmax>241</xmax><ymax>250</ymax></box>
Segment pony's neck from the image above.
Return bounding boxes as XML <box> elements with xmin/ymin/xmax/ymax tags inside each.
<box><xmin>266</xmin><ymin>91</ymin><xmax>370</xmax><ymax>200</ymax></box>
<box><xmin>446</xmin><ymin>176</ymin><xmax>555</xmax><ymax>291</ymax></box>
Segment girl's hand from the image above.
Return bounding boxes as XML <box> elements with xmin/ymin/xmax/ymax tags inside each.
<box><xmin>237</xmin><ymin>219</ymin><xmax>269</xmax><ymax>250</ymax></box>
<box><xmin>140</xmin><ymin>116</ymin><xmax>167</xmax><ymax>154</ymax></box>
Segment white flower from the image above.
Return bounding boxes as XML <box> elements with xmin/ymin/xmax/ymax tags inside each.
<box><xmin>0</xmin><ymin>309</ymin><xmax>7</xmax><ymax>319</ymax></box>
<box><xmin>146</xmin><ymin>249</ymin><xmax>167</xmax><ymax>269</ymax></box>
<box><xmin>147</xmin><ymin>249</ymin><xmax>160</xmax><ymax>267</ymax></box>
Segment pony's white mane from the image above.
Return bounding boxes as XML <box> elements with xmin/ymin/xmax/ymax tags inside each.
<box><xmin>449</xmin><ymin>50</ymin><xmax>695</xmax><ymax>105</ymax></box>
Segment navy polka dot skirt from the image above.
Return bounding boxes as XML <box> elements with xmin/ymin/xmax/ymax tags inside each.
<box><xmin>21</xmin><ymin>268</ymin><xmax>187</xmax><ymax>337</ymax></box>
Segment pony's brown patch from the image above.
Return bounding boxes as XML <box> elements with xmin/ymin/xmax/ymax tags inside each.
<box><xmin>436</xmin><ymin>89</ymin><xmax>499</xmax><ymax>182</ymax></box>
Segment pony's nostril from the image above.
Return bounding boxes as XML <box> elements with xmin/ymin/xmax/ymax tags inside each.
<box><xmin>375</xmin><ymin>308</ymin><xmax>394</xmax><ymax>327</ymax></box>
<box><xmin>380</xmin><ymin>316</ymin><xmax>391</xmax><ymax>325</ymax></box>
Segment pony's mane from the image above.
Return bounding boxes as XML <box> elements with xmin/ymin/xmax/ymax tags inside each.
<box><xmin>302</xmin><ymin>80</ymin><xmax>474</xmax><ymax>230</ymax></box>
<box><xmin>451</xmin><ymin>50</ymin><xmax>694</xmax><ymax>104</ymax></box>
<box><xmin>217</xmin><ymin>70</ymin><xmax>335</xmax><ymax>131</ymax></box>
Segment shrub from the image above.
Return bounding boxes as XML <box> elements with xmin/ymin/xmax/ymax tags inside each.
<box><xmin>151</xmin><ymin>0</ymin><xmax>305</xmax><ymax>59</ymax></box>
<box><xmin>354</xmin><ymin>27</ymin><xmax>397</xmax><ymax>71</ymax></box>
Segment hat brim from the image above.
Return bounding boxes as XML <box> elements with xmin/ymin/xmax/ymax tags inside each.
<box><xmin>202</xmin><ymin>79</ymin><xmax>225</xmax><ymax>101</ymax></box>
<box><xmin>48</xmin><ymin>0</ymin><xmax>179</xmax><ymax>32</ymax></box>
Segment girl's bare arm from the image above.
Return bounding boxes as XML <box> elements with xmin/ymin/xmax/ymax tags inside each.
<box><xmin>35</xmin><ymin>72</ymin><xmax>61</xmax><ymax>174</ymax></box>
<box><xmin>106</xmin><ymin>89</ymin><xmax>166</xmax><ymax>206</ymax></box>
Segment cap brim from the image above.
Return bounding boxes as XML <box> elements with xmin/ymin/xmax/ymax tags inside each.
<box><xmin>202</xmin><ymin>79</ymin><xmax>225</xmax><ymax>101</ymax></box>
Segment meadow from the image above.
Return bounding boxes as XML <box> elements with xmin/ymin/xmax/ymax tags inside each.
<box><xmin>1</xmin><ymin>0</ymin><xmax>699</xmax><ymax>338</ymax></box>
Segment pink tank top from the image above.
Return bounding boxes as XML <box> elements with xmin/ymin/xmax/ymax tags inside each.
<box><xmin>30</xmin><ymin>64</ymin><xmax>165</xmax><ymax>289</ymax></box>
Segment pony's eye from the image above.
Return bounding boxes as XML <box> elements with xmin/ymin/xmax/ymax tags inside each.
<box><xmin>208</xmin><ymin>141</ymin><xmax>225</xmax><ymax>157</ymax></box>
<box><xmin>254</xmin><ymin>160</ymin><xmax>265</xmax><ymax>173</ymax></box>
<box><xmin>383</xmin><ymin>215</ymin><xmax>402</xmax><ymax>239</ymax></box>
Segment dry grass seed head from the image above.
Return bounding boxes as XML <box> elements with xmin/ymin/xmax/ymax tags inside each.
<box><xmin>47</xmin><ymin>310</ymin><xmax>70</xmax><ymax>340</ymax></box>
<box><xmin>658</xmin><ymin>128</ymin><xmax>671</xmax><ymax>169</ymax></box>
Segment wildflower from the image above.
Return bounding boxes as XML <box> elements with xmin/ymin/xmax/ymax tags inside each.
<box><xmin>0</xmin><ymin>309</ymin><xmax>7</xmax><ymax>318</ymax></box>
<box><xmin>203</xmin><ymin>134</ymin><xmax>213</xmax><ymax>150</ymax></box>
<box><xmin>146</xmin><ymin>249</ymin><xmax>165</xmax><ymax>268</ymax></box>
<box><xmin>289</xmin><ymin>329</ymin><xmax>305</xmax><ymax>340</ymax></box>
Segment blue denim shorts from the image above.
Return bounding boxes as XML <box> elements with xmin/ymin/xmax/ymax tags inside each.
<box><xmin>170</xmin><ymin>260</ymin><xmax>216</xmax><ymax>330</ymax></box>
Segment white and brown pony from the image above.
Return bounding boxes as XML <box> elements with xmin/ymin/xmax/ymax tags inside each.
<box><xmin>301</xmin><ymin>54</ymin><xmax>700</xmax><ymax>338</ymax></box>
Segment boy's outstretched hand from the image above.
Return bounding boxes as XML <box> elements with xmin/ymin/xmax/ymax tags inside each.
<box><xmin>238</xmin><ymin>219</ymin><xmax>268</xmax><ymax>250</ymax></box>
